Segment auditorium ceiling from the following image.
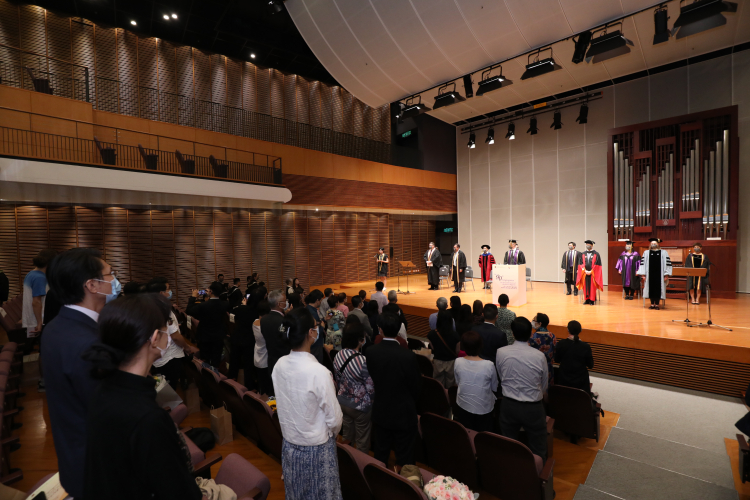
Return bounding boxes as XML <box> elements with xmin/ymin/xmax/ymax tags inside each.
<box><xmin>287</xmin><ymin>0</ymin><xmax>750</xmax><ymax>124</ymax></box>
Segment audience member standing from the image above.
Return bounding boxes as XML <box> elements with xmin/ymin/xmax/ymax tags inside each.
<box><xmin>456</xmin><ymin>304</ymin><xmax>474</xmax><ymax>337</ymax></box>
<box><xmin>529</xmin><ymin>313</ymin><xmax>556</xmax><ymax>385</ymax></box>
<box><xmin>228</xmin><ymin>278</ymin><xmax>243</xmax><ymax>308</ymax></box>
<box><xmin>82</xmin><ymin>294</ymin><xmax>204</xmax><ymax>500</ymax></box>
<box><xmin>495</xmin><ymin>294</ymin><xmax>516</xmax><ymax>345</ymax></box>
<box><xmin>454</xmin><ymin>331</ymin><xmax>498</xmax><ymax>432</ymax></box>
<box><xmin>253</xmin><ymin>301</ymin><xmax>272</xmax><ymax>395</ymax></box>
<box><xmin>273</xmin><ymin>308</ymin><xmax>343</xmax><ymax>500</ymax></box>
<box><xmin>228</xmin><ymin>294</ymin><xmax>258</xmax><ymax>389</ymax></box>
<box><xmin>43</xmin><ymin>248</ymin><xmax>116</xmax><ymax>498</ymax></box>
<box><xmin>472</xmin><ymin>300</ymin><xmax>484</xmax><ymax>325</ymax></box>
<box><xmin>555</xmin><ymin>320</ymin><xmax>594</xmax><ymax>395</ymax></box>
<box><xmin>22</xmin><ymin>249</ymin><xmax>56</xmax><ymax>349</ymax></box>
<box><xmin>429</xmin><ymin>297</ymin><xmax>454</xmax><ymax>331</ymax></box>
<box><xmin>0</xmin><ymin>267</ymin><xmax>8</xmax><ymax>304</ymax></box>
<box><xmin>348</xmin><ymin>295</ymin><xmax>373</xmax><ymax>338</ymax></box>
<box><xmin>336</xmin><ymin>293</ymin><xmax>350</xmax><ymax>318</ymax></box>
<box><xmin>473</xmin><ymin>304</ymin><xmax>508</xmax><ymax>364</ymax></box>
<box><xmin>186</xmin><ymin>282</ymin><xmax>230</xmax><ymax>368</ymax></box>
<box><xmin>366</xmin><ymin>312</ymin><xmax>422</xmax><ymax>469</ymax></box>
<box><xmin>364</xmin><ymin>300</ymin><xmax>380</xmax><ymax>337</ymax></box>
<box><xmin>320</xmin><ymin>288</ymin><xmax>334</xmax><ymax>318</ymax></box>
<box><xmin>496</xmin><ymin>317</ymin><xmax>549</xmax><ymax>460</ymax></box>
<box><xmin>427</xmin><ymin>310</ymin><xmax>460</xmax><ymax>388</ymax></box>
<box><xmin>371</xmin><ymin>282</ymin><xmax>388</xmax><ymax>313</ymax></box>
<box><xmin>325</xmin><ymin>295</ymin><xmax>346</xmax><ymax>351</ymax></box>
<box><xmin>304</xmin><ymin>289</ymin><xmax>327</xmax><ymax>363</ymax></box>
<box><xmin>261</xmin><ymin>289</ymin><xmax>289</xmax><ymax>396</ymax></box>
<box><xmin>386</xmin><ymin>291</ymin><xmax>408</xmax><ymax>331</ymax></box>
<box><xmin>449</xmin><ymin>295</ymin><xmax>462</xmax><ymax>323</ymax></box>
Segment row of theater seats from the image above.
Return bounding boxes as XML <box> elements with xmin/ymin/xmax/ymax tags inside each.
<box><xmin>0</xmin><ymin>342</ymin><xmax>24</xmax><ymax>485</ymax></box>
<box><xmin>0</xmin><ymin>296</ymin><xmax>25</xmax><ymax>349</ymax></box>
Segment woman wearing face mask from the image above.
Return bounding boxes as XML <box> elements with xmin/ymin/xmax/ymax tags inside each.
<box><xmin>685</xmin><ymin>242</ymin><xmax>711</xmax><ymax>305</ymax></box>
<box><xmin>615</xmin><ymin>241</ymin><xmax>640</xmax><ymax>300</ymax></box>
<box><xmin>273</xmin><ymin>307</ymin><xmax>343</xmax><ymax>500</ymax></box>
<box><xmin>333</xmin><ymin>322</ymin><xmax>374</xmax><ymax>454</ymax></box>
<box><xmin>81</xmin><ymin>293</ymin><xmax>210</xmax><ymax>500</ymax></box>
<box><xmin>528</xmin><ymin>313</ymin><xmax>556</xmax><ymax>385</ymax></box>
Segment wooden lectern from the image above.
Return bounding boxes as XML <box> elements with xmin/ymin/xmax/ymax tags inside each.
<box><xmin>491</xmin><ymin>264</ymin><xmax>527</xmax><ymax>306</ymax></box>
<box><xmin>397</xmin><ymin>261</ymin><xmax>417</xmax><ymax>295</ymax></box>
<box><xmin>671</xmin><ymin>267</ymin><xmax>731</xmax><ymax>330</ymax></box>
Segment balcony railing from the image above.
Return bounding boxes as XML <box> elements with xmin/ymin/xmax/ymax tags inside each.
<box><xmin>0</xmin><ymin>126</ymin><xmax>282</xmax><ymax>185</ymax></box>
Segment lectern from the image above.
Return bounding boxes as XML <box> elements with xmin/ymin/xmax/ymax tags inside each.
<box><xmin>397</xmin><ymin>261</ymin><xmax>417</xmax><ymax>295</ymax></box>
<box><xmin>672</xmin><ymin>267</ymin><xmax>731</xmax><ymax>331</ymax></box>
<box><xmin>491</xmin><ymin>264</ymin><xmax>527</xmax><ymax>306</ymax></box>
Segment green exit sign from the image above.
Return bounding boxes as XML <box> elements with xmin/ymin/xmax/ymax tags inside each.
<box><xmin>444</xmin><ymin>228</ymin><xmax>454</xmax><ymax>233</ymax></box>
<box><xmin>401</xmin><ymin>130</ymin><xmax>412</xmax><ymax>138</ymax></box>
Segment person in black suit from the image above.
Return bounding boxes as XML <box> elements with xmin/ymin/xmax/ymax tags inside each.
<box><xmin>42</xmin><ymin>248</ymin><xmax>116</xmax><ymax>499</ymax></box>
<box><xmin>450</xmin><ymin>243</ymin><xmax>467</xmax><ymax>293</ymax></box>
<box><xmin>260</xmin><ymin>289</ymin><xmax>289</xmax><ymax>396</ymax></box>
<box><xmin>473</xmin><ymin>303</ymin><xmax>508</xmax><ymax>364</ymax></box>
<box><xmin>186</xmin><ymin>282</ymin><xmax>231</xmax><ymax>368</ymax></box>
<box><xmin>227</xmin><ymin>278</ymin><xmax>244</xmax><ymax>308</ymax></box>
<box><xmin>227</xmin><ymin>293</ymin><xmax>257</xmax><ymax>389</ymax></box>
<box><xmin>366</xmin><ymin>311</ymin><xmax>422</xmax><ymax>468</ymax></box>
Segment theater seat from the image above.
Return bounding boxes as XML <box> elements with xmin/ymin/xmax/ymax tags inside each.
<box><xmin>417</xmin><ymin>376</ymin><xmax>450</xmax><ymax>417</ymax></box>
<box><xmin>738</xmin><ymin>434</ymin><xmax>749</xmax><ymax>483</ymax></box>
<box><xmin>213</xmin><ymin>453</ymin><xmax>270</xmax><ymax>500</ymax></box>
<box><xmin>548</xmin><ymin>385</ymin><xmax>600</xmax><ymax>443</ymax></box>
<box><xmin>180</xmin><ymin>429</ymin><xmax>222</xmax><ymax>478</ymax></box>
<box><xmin>220</xmin><ymin>379</ymin><xmax>258</xmax><ymax>442</ymax></box>
<box><xmin>199</xmin><ymin>365</ymin><xmax>227</xmax><ymax>409</ymax></box>
<box><xmin>419</xmin><ymin>412</ymin><xmax>478</xmax><ymax>490</ymax></box>
<box><xmin>363</xmin><ymin>463</ymin><xmax>436</xmax><ymax>500</ymax></box>
<box><xmin>169</xmin><ymin>403</ymin><xmax>189</xmax><ymax>427</ymax></box>
<box><xmin>415</xmin><ymin>354</ymin><xmax>433</xmax><ymax>378</ymax></box>
<box><xmin>242</xmin><ymin>391</ymin><xmax>282</xmax><ymax>459</ymax></box>
<box><xmin>336</xmin><ymin>442</ymin><xmax>381</xmax><ymax>499</ymax></box>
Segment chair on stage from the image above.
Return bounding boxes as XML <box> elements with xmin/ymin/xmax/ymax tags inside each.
<box><xmin>438</xmin><ymin>266</ymin><xmax>450</xmax><ymax>290</ymax></box>
<box><xmin>526</xmin><ymin>267</ymin><xmax>533</xmax><ymax>290</ymax></box>
<box><xmin>464</xmin><ymin>266</ymin><xmax>476</xmax><ymax>291</ymax></box>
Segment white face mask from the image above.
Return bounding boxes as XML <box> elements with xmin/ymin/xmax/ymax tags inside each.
<box><xmin>586</xmin><ymin>245</ymin><xmax>592</xmax><ymax>251</ymax></box>
<box><xmin>625</xmin><ymin>245</ymin><xmax>632</xmax><ymax>251</ymax></box>
<box><xmin>568</xmin><ymin>246</ymin><xmax>574</xmax><ymax>251</ymax></box>
<box><xmin>651</xmin><ymin>244</ymin><xmax>658</xmax><ymax>250</ymax></box>
<box><xmin>532</xmin><ymin>320</ymin><xmax>541</xmax><ymax>329</ymax></box>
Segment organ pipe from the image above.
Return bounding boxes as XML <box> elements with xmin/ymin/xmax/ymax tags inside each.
<box><xmin>613</xmin><ymin>144</ymin><xmax>619</xmax><ymax>237</ymax></box>
<box><xmin>714</xmin><ymin>140</ymin><xmax>722</xmax><ymax>237</ymax></box>
<box><xmin>708</xmin><ymin>150</ymin><xmax>715</xmax><ymax>236</ymax></box>
<box><xmin>721</xmin><ymin>129</ymin><xmax>729</xmax><ymax>236</ymax></box>
<box><xmin>646</xmin><ymin>164</ymin><xmax>651</xmax><ymax>226</ymax></box>
<box><xmin>693</xmin><ymin>139</ymin><xmax>700</xmax><ymax>212</ymax></box>
<box><xmin>668</xmin><ymin>154</ymin><xmax>674</xmax><ymax>219</ymax></box>
<box><xmin>703</xmin><ymin>159</ymin><xmax>709</xmax><ymax>238</ymax></box>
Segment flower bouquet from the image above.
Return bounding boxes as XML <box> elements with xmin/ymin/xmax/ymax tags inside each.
<box><xmin>423</xmin><ymin>475</ymin><xmax>477</xmax><ymax>500</ymax></box>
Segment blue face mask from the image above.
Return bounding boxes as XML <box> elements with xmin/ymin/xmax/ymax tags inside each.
<box><xmin>96</xmin><ymin>276</ymin><xmax>120</xmax><ymax>303</ymax></box>
<box><xmin>165</xmin><ymin>290</ymin><xmax>173</xmax><ymax>299</ymax></box>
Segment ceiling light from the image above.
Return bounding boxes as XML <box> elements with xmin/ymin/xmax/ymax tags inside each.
<box><xmin>163</xmin><ymin>14</ymin><xmax>169</xmax><ymax>20</ymax></box>
<box><xmin>551</xmin><ymin>111</ymin><xmax>562</xmax><ymax>130</ymax></box>
<box><xmin>673</xmin><ymin>0</ymin><xmax>737</xmax><ymax>39</ymax></box>
<box><xmin>463</xmin><ymin>75</ymin><xmax>474</xmax><ymax>99</ymax></box>
<box><xmin>401</xmin><ymin>95</ymin><xmax>431</xmax><ymax>119</ymax></box>
<box><xmin>576</xmin><ymin>104</ymin><xmax>589</xmax><ymax>124</ymax></box>
<box><xmin>130</xmin><ymin>20</ymin><xmax>137</xmax><ymax>26</ymax></box>
<box><xmin>506</xmin><ymin>123</ymin><xmax>515</xmax><ymax>140</ymax></box>
<box><xmin>653</xmin><ymin>7</ymin><xmax>670</xmax><ymax>44</ymax></box>
<box><xmin>250</xmin><ymin>53</ymin><xmax>256</xmax><ymax>59</ymax></box>
<box><xmin>485</xmin><ymin>127</ymin><xmax>495</xmax><ymax>145</ymax></box>
<box><xmin>467</xmin><ymin>132</ymin><xmax>476</xmax><ymax>149</ymax></box>
<box><xmin>476</xmin><ymin>65</ymin><xmax>506</xmax><ymax>96</ymax></box>
<box><xmin>527</xmin><ymin>118</ymin><xmax>538</xmax><ymax>135</ymax></box>
<box><xmin>521</xmin><ymin>48</ymin><xmax>559</xmax><ymax>80</ymax></box>
<box><xmin>585</xmin><ymin>26</ymin><xmax>633</xmax><ymax>63</ymax></box>
<box><xmin>268</xmin><ymin>0</ymin><xmax>285</xmax><ymax>14</ymax></box>
<box><xmin>171</xmin><ymin>13</ymin><xmax>178</xmax><ymax>19</ymax></box>
<box><xmin>571</xmin><ymin>31</ymin><xmax>592</xmax><ymax>64</ymax></box>
<box><xmin>433</xmin><ymin>83</ymin><xmax>465</xmax><ymax>110</ymax></box>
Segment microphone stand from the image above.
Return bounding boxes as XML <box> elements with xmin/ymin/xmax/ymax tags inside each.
<box><xmin>687</xmin><ymin>263</ymin><xmax>732</xmax><ymax>331</ymax></box>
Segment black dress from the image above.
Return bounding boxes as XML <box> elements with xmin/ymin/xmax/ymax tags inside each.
<box><xmin>554</xmin><ymin>338</ymin><xmax>594</xmax><ymax>394</ymax></box>
<box><xmin>648</xmin><ymin>250</ymin><xmax>663</xmax><ymax>305</ymax></box>
<box><xmin>84</xmin><ymin>370</ymin><xmax>202</xmax><ymax>500</ymax></box>
<box><xmin>685</xmin><ymin>253</ymin><xmax>711</xmax><ymax>292</ymax></box>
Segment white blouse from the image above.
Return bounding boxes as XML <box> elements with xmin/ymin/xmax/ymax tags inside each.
<box><xmin>272</xmin><ymin>351</ymin><xmax>343</xmax><ymax>446</ymax></box>
<box><xmin>253</xmin><ymin>320</ymin><xmax>267</xmax><ymax>368</ymax></box>
<box><xmin>454</xmin><ymin>357</ymin><xmax>498</xmax><ymax>415</ymax></box>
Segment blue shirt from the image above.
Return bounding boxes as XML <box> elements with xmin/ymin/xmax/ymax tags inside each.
<box><xmin>22</xmin><ymin>269</ymin><xmax>47</xmax><ymax>329</ymax></box>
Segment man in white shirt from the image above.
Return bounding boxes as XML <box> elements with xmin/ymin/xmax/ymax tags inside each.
<box><xmin>371</xmin><ymin>281</ymin><xmax>388</xmax><ymax>314</ymax></box>
<box><xmin>495</xmin><ymin>316</ymin><xmax>549</xmax><ymax>460</ymax></box>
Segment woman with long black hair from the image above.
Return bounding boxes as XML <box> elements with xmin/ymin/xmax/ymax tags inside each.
<box><xmin>554</xmin><ymin>320</ymin><xmax>594</xmax><ymax>395</ymax></box>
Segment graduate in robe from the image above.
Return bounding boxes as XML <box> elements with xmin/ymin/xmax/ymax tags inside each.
<box><xmin>478</xmin><ymin>245</ymin><xmax>496</xmax><ymax>289</ymax></box>
<box><xmin>615</xmin><ymin>240</ymin><xmax>640</xmax><ymax>300</ymax></box>
<box><xmin>503</xmin><ymin>240</ymin><xmax>526</xmax><ymax>265</ymax></box>
<box><xmin>424</xmin><ymin>241</ymin><xmax>442</xmax><ymax>290</ymax></box>
<box><xmin>450</xmin><ymin>243</ymin><xmax>467</xmax><ymax>293</ymax></box>
<box><xmin>560</xmin><ymin>242</ymin><xmax>582</xmax><ymax>296</ymax></box>
<box><xmin>636</xmin><ymin>238</ymin><xmax>673</xmax><ymax>310</ymax></box>
<box><xmin>685</xmin><ymin>242</ymin><xmax>711</xmax><ymax>305</ymax></box>
<box><xmin>576</xmin><ymin>240</ymin><xmax>603</xmax><ymax>305</ymax></box>
<box><xmin>376</xmin><ymin>247</ymin><xmax>389</xmax><ymax>288</ymax></box>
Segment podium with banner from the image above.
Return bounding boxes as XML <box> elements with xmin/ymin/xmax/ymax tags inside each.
<box><xmin>491</xmin><ymin>264</ymin><xmax>527</xmax><ymax>307</ymax></box>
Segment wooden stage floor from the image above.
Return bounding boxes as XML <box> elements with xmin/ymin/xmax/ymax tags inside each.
<box><xmin>316</xmin><ymin>274</ymin><xmax>750</xmax><ymax>365</ymax></box>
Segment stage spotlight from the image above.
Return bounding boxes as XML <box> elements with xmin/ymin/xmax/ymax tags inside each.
<box><xmin>571</xmin><ymin>31</ymin><xmax>592</xmax><ymax>64</ymax></box>
<box><xmin>505</xmin><ymin>123</ymin><xmax>516</xmax><ymax>140</ymax></box>
<box><xmin>527</xmin><ymin>118</ymin><xmax>538</xmax><ymax>135</ymax></box>
<box><xmin>401</xmin><ymin>96</ymin><xmax>431</xmax><ymax>119</ymax></box>
<box><xmin>268</xmin><ymin>0</ymin><xmax>285</xmax><ymax>14</ymax></box>
<box><xmin>130</xmin><ymin>20</ymin><xmax>137</xmax><ymax>26</ymax></box>
<box><xmin>485</xmin><ymin>127</ymin><xmax>495</xmax><ymax>145</ymax></box>
<box><xmin>585</xmin><ymin>25</ymin><xmax>633</xmax><ymax>63</ymax></box>
<box><xmin>653</xmin><ymin>7</ymin><xmax>670</xmax><ymax>44</ymax></box>
<box><xmin>576</xmin><ymin>104</ymin><xmax>589</xmax><ymax>124</ymax></box>
<box><xmin>172</xmin><ymin>13</ymin><xmax>178</xmax><ymax>19</ymax></box>
<box><xmin>476</xmin><ymin>65</ymin><xmax>505</xmax><ymax>96</ymax></box>
<box><xmin>673</xmin><ymin>0</ymin><xmax>736</xmax><ymax>39</ymax></box>
<box><xmin>163</xmin><ymin>14</ymin><xmax>169</xmax><ymax>20</ymax></box>
<box><xmin>551</xmin><ymin>111</ymin><xmax>562</xmax><ymax>130</ymax></box>
<box><xmin>521</xmin><ymin>48</ymin><xmax>559</xmax><ymax>80</ymax></box>
<box><xmin>250</xmin><ymin>53</ymin><xmax>256</xmax><ymax>59</ymax></box>
<box><xmin>467</xmin><ymin>132</ymin><xmax>476</xmax><ymax>149</ymax></box>
<box><xmin>463</xmin><ymin>74</ymin><xmax>474</xmax><ymax>99</ymax></box>
<box><xmin>433</xmin><ymin>83</ymin><xmax>465</xmax><ymax>110</ymax></box>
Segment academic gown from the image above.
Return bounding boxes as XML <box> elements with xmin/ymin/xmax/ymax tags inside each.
<box><xmin>560</xmin><ymin>250</ymin><xmax>583</xmax><ymax>286</ymax></box>
<box><xmin>478</xmin><ymin>252</ymin><xmax>496</xmax><ymax>282</ymax></box>
<box><xmin>503</xmin><ymin>248</ymin><xmax>526</xmax><ymax>265</ymax></box>
<box><xmin>450</xmin><ymin>250</ymin><xmax>467</xmax><ymax>284</ymax></box>
<box><xmin>636</xmin><ymin>250</ymin><xmax>673</xmax><ymax>299</ymax></box>
<box><xmin>424</xmin><ymin>248</ymin><xmax>442</xmax><ymax>286</ymax></box>
<box><xmin>615</xmin><ymin>251</ymin><xmax>640</xmax><ymax>289</ymax></box>
<box><xmin>685</xmin><ymin>253</ymin><xmax>711</xmax><ymax>292</ymax></box>
<box><xmin>576</xmin><ymin>250</ymin><xmax>603</xmax><ymax>301</ymax></box>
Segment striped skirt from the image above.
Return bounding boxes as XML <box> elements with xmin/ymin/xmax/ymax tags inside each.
<box><xmin>281</xmin><ymin>436</ymin><xmax>342</xmax><ymax>500</ymax></box>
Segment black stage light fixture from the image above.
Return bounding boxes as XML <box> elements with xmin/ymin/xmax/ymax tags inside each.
<box><xmin>476</xmin><ymin>65</ymin><xmax>506</xmax><ymax>96</ymax></box>
<box><xmin>653</xmin><ymin>6</ymin><xmax>671</xmax><ymax>44</ymax></box>
<box><xmin>463</xmin><ymin>74</ymin><xmax>474</xmax><ymax>99</ymax></box>
<box><xmin>585</xmin><ymin>24</ymin><xmax>633</xmax><ymax>63</ymax></box>
<box><xmin>467</xmin><ymin>131</ymin><xmax>476</xmax><ymax>149</ymax></box>
<box><xmin>521</xmin><ymin>48</ymin><xmax>559</xmax><ymax>80</ymax></box>
<box><xmin>527</xmin><ymin>118</ymin><xmax>538</xmax><ymax>135</ymax></box>
<box><xmin>551</xmin><ymin>111</ymin><xmax>562</xmax><ymax>130</ymax></box>
<box><xmin>576</xmin><ymin>103</ymin><xmax>589</xmax><ymax>124</ymax></box>
<box><xmin>505</xmin><ymin>123</ymin><xmax>516</xmax><ymax>140</ymax></box>
<box><xmin>401</xmin><ymin>95</ymin><xmax>431</xmax><ymax>119</ymax></box>
<box><xmin>268</xmin><ymin>0</ymin><xmax>285</xmax><ymax>14</ymax></box>
<box><xmin>673</xmin><ymin>0</ymin><xmax>737</xmax><ymax>39</ymax></box>
<box><xmin>485</xmin><ymin>127</ymin><xmax>495</xmax><ymax>145</ymax></box>
<box><xmin>434</xmin><ymin>82</ymin><xmax>466</xmax><ymax>110</ymax></box>
<box><xmin>571</xmin><ymin>31</ymin><xmax>592</xmax><ymax>64</ymax></box>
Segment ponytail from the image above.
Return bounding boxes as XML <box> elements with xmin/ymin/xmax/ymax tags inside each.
<box><xmin>280</xmin><ymin>307</ymin><xmax>315</xmax><ymax>349</ymax></box>
<box><xmin>567</xmin><ymin>320</ymin><xmax>582</xmax><ymax>343</ymax></box>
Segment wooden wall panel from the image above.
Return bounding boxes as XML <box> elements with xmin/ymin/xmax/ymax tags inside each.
<box><xmin>249</xmin><ymin>211</ymin><xmax>267</xmax><ymax>289</ymax></box>
<box><xmin>321</xmin><ymin>212</ymin><xmax>335</xmax><ymax>285</ymax></box>
<box><xmin>265</xmin><ymin>211</ymin><xmax>281</xmax><ymax>290</ymax></box>
<box><xmin>150</xmin><ymin>209</ymin><xmax>176</xmax><ymax>294</ymax></box>
<box><xmin>293</xmin><ymin>212</ymin><xmax>309</xmax><ymax>293</ymax></box>
<box><xmin>0</xmin><ymin>205</ymin><xmax>19</xmax><ymax>297</ymax></box>
<box><xmin>102</xmin><ymin>207</ymin><xmax>131</xmax><ymax>283</ymax></box>
<box><xmin>232</xmin><ymin>210</ymin><xmax>251</xmax><ymax>283</ymax></box>
<box><xmin>280</xmin><ymin>212</ymin><xmax>295</xmax><ymax>287</ymax></box>
<box><xmin>213</xmin><ymin>210</ymin><xmax>234</xmax><ymax>282</ymax></box>
<box><xmin>307</xmin><ymin>211</ymin><xmax>322</xmax><ymax>289</ymax></box>
<box><xmin>173</xmin><ymin>208</ymin><xmax>195</xmax><ymax>305</ymax></box>
<box><xmin>75</xmin><ymin>206</ymin><xmax>103</xmax><ymax>252</ymax></box>
<box><xmin>16</xmin><ymin>206</ymin><xmax>48</xmax><ymax>278</ymax></box>
<box><xmin>48</xmin><ymin>206</ymin><xmax>76</xmax><ymax>252</ymax></box>
<box><xmin>19</xmin><ymin>5</ymin><xmax>45</xmax><ymax>70</ymax></box>
<box><xmin>357</xmin><ymin>213</ymin><xmax>368</xmax><ymax>281</ymax></box>
<box><xmin>345</xmin><ymin>214</ymin><xmax>358</xmax><ymax>283</ymax></box>
<box><xmin>127</xmin><ymin>209</ymin><xmax>152</xmax><ymax>283</ymax></box>
<box><xmin>194</xmin><ymin>210</ymin><xmax>214</xmax><ymax>287</ymax></box>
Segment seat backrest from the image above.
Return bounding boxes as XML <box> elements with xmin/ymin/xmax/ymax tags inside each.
<box><xmin>209</xmin><ymin>154</ymin><xmax>218</xmax><ymax>167</ymax></box>
<box><xmin>420</xmin><ymin>412</ymin><xmax>478</xmax><ymax>489</ymax></box>
<box><xmin>475</xmin><ymin>432</ymin><xmax>542</xmax><ymax>500</ymax></box>
<box><xmin>415</xmin><ymin>353</ymin><xmax>433</xmax><ymax>378</ymax></box>
<box><xmin>242</xmin><ymin>391</ymin><xmax>282</xmax><ymax>459</ymax></box>
<box><xmin>175</xmin><ymin>149</ymin><xmax>184</xmax><ymax>164</ymax></box>
<box><xmin>220</xmin><ymin>379</ymin><xmax>259</xmax><ymax>442</ymax></box>
<box><xmin>407</xmin><ymin>337</ymin><xmax>425</xmax><ymax>350</ymax></box>
<box><xmin>363</xmin><ymin>463</ymin><xmax>427</xmax><ymax>500</ymax></box>
<box><xmin>439</xmin><ymin>266</ymin><xmax>449</xmax><ymax>276</ymax></box>
<box><xmin>418</xmin><ymin>375</ymin><xmax>450</xmax><ymax>416</ymax></box>
<box><xmin>465</xmin><ymin>266</ymin><xmax>473</xmax><ymax>278</ymax></box>
<box><xmin>200</xmin><ymin>367</ymin><xmax>226</xmax><ymax>407</ymax></box>
<box><xmin>138</xmin><ymin>143</ymin><xmax>147</xmax><ymax>159</ymax></box>
<box><xmin>337</xmin><ymin>443</ymin><xmax>379</xmax><ymax>500</ymax></box>
<box><xmin>215</xmin><ymin>453</ymin><xmax>271</xmax><ymax>500</ymax></box>
<box><xmin>526</xmin><ymin>267</ymin><xmax>532</xmax><ymax>277</ymax></box>
<box><xmin>94</xmin><ymin>136</ymin><xmax>103</xmax><ymax>152</ymax></box>
<box><xmin>548</xmin><ymin>384</ymin><xmax>597</xmax><ymax>439</ymax></box>
<box><xmin>447</xmin><ymin>385</ymin><xmax>459</xmax><ymax>419</ymax></box>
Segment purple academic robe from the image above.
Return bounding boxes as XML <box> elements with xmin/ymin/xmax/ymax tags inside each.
<box><xmin>615</xmin><ymin>251</ymin><xmax>640</xmax><ymax>288</ymax></box>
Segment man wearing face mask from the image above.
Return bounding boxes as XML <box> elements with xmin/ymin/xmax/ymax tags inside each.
<box><xmin>615</xmin><ymin>241</ymin><xmax>640</xmax><ymax>300</ymax></box>
<box><xmin>636</xmin><ymin>238</ymin><xmax>673</xmax><ymax>310</ymax></box>
<box><xmin>478</xmin><ymin>245</ymin><xmax>496</xmax><ymax>290</ymax></box>
<box><xmin>685</xmin><ymin>242</ymin><xmax>711</xmax><ymax>305</ymax></box>
<box><xmin>42</xmin><ymin>247</ymin><xmax>116</xmax><ymax>499</ymax></box>
<box><xmin>560</xmin><ymin>242</ymin><xmax>582</xmax><ymax>296</ymax></box>
<box><xmin>576</xmin><ymin>240</ymin><xmax>603</xmax><ymax>305</ymax></box>
<box><xmin>424</xmin><ymin>242</ymin><xmax>442</xmax><ymax>290</ymax></box>
<box><xmin>503</xmin><ymin>240</ymin><xmax>526</xmax><ymax>265</ymax></box>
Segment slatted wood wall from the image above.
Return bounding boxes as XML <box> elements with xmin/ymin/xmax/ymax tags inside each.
<box><xmin>0</xmin><ymin>204</ymin><xmax>434</xmax><ymax>307</ymax></box>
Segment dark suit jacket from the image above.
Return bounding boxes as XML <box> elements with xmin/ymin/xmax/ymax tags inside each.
<box><xmin>366</xmin><ymin>340</ymin><xmax>422</xmax><ymax>430</ymax></box>
<box><xmin>185</xmin><ymin>297</ymin><xmax>230</xmax><ymax>343</ymax></box>
<box><xmin>261</xmin><ymin>310</ymin><xmax>289</xmax><ymax>375</ymax></box>
<box><xmin>231</xmin><ymin>304</ymin><xmax>257</xmax><ymax>347</ymax></box>
<box><xmin>227</xmin><ymin>286</ymin><xmax>244</xmax><ymax>309</ymax></box>
<box><xmin>41</xmin><ymin>306</ymin><xmax>102</xmax><ymax>498</ymax></box>
<box><xmin>473</xmin><ymin>322</ymin><xmax>508</xmax><ymax>364</ymax></box>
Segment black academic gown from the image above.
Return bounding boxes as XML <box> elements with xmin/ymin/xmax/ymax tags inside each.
<box><xmin>450</xmin><ymin>250</ymin><xmax>467</xmax><ymax>285</ymax></box>
<box><xmin>424</xmin><ymin>248</ymin><xmax>442</xmax><ymax>286</ymax></box>
<box><xmin>561</xmin><ymin>250</ymin><xmax>582</xmax><ymax>286</ymax></box>
<box><xmin>503</xmin><ymin>248</ymin><xmax>526</xmax><ymax>265</ymax></box>
<box><xmin>685</xmin><ymin>253</ymin><xmax>711</xmax><ymax>292</ymax></box>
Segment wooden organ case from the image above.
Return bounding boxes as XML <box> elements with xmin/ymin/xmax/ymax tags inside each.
<box><xmin>607</xmin><ymin>106</ymin><xmax>739</xmax><ymax>299</ymax></box>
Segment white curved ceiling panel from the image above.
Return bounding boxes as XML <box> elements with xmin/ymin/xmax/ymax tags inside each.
<box><xmin>502</xmin><ymin>0</ymin><xmax>574</xmax><ymax>47</ymax></box>
<box><xmin>455</xmin><ymin>0</ymin><xmax>530</xmax><ymax>62</ymax></box>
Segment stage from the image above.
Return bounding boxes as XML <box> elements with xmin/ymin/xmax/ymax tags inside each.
<box><xmin>313</xmin><ymin>274</ymin><xmax>750</xmax><ymax>397</ymax></box>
